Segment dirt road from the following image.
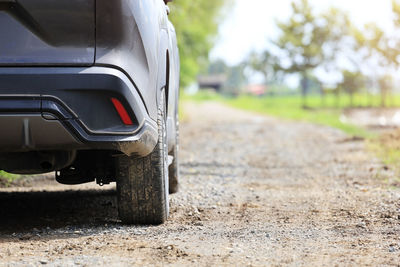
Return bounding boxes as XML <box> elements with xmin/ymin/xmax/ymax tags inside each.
<box><xmin>0</xmin><ymin>102</ymin><xmax>399</xmax><ymax>266</ymax></box>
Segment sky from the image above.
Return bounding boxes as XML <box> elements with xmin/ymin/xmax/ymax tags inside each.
<box><xmin>210</xmin><ymin>0</ymin><xmax>394</xmax><ymax>66</ymax></box>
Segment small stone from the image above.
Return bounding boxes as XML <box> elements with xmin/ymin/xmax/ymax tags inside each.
<box><xmin>39</xmin><ymin>260</ymin><xmax>48</xmax><ymax>265</ymax></box>
<box><xmin>19</xmin><ymin>234</ymin><xmax>33</xmax><ymax>241</ymax></box>
<box><xmin>383</xmin><ymin>166</ymin><xmax>390</xmax><ymax>171</ymax></box>
<box><xmin>389</xmin><ymin>246</ymin><xmax>396</xmax><ymax>253</ymax></box>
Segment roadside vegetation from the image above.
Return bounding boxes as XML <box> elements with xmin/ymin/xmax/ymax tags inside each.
<box><xmin>184</xmin><ymin>91</ymin><xmax>374</xmax><ymax>137</ymax></box>
<box><xmin>0</xmin><ymin>171</ymin><xmax>20</xmax><ymax>187</ymax></box>
<box><xmin>169</xmin><ymin>0</ymin><xmax>232</xmax><ymax>88</ymax></box>
<box><xmin>227</xmin><ymin>96</ymin><xmax>373</xmax><ymax>138</ymax></box>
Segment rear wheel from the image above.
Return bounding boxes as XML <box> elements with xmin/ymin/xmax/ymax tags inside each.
<box><xmin>115</xmin><ymin>93</ymin><xmax>169</xmax><ymax>224</ymax></box>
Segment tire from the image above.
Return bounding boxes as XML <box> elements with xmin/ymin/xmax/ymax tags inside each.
<box><xmin>168</xmin><ymin>114</ymin><xmax>179</xmax><ymax>194</ymax></box>
<box><xmin>115</xmin><ymin>93</ymin><xmax>169</xmax><ymax>225</ymax></box>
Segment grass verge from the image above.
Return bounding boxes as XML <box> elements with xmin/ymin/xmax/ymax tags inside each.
<box><xmin>371</xmin><ymin>131</ymin><xmax>400</xmax><ymax>172</ymax></box>
<box><xmin>183</xmin><ymin>91</ymin><xmax>373</xmax><ymax>138</ymax></box>
<box><xmin>0</xmin><ymin>170</ymin><xmax>20</xmax><ymax>187</ymax></box>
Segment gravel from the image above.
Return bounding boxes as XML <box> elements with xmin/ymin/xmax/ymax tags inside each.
<box><xmin>0</xmin><ymin>102</ymin><xmax>399</xmax><ymax>266</ymax></box>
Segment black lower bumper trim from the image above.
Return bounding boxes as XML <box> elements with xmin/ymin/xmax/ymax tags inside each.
<box><xmin>0</xmin><ymin>67</ymin><xmax>158</xmax><ymax>156</ymax></box>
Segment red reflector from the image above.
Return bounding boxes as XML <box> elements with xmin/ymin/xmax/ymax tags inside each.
<box><xmin>111</xmin><ymin>98</ymin><xmax>133</xmax><ymax>125</ymax></box>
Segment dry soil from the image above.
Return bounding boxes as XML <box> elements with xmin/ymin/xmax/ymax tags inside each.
<box><xmin>0</xmin><ymin>102</ymin><xmax>399</xmax><ymax>266</ymax></box>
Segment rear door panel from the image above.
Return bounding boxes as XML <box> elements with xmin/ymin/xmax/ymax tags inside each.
<box><xmin>0</xmin><ymin>0</ymin><xmax>95</xmax><ymax>65</ymax></box>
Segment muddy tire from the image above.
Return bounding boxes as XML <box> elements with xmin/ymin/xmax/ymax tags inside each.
<box><xmin>116</xmin><ymin>93</ymin><xmax>169</xmax><ymax>225</ymax></box>
<box><xmin>168</xmin><ymin>116</ymin><xmax>180</xmax><ymax>194</ymax></box>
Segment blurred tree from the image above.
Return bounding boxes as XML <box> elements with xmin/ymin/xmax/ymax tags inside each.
<box><xmin>353</xmin><ymin>1</ymin><xmax>400</xmax><ymax>107</ymax></box>
<box><xmin>379</xmin><ymin>75</ymin><xmax>393</xmax><ymax>107</ymax></box>
<box><xmin>266</xmin><ymin>0</ymin><xmax>351</xmax><ymax>107</ymax></box>
<box><xmin>394</xmin><ymin>0</ymin><xmax>400</xmax><ymax>28</ymax></box>
<box><xmin>357</xmin><ymin>22</ymin><xmax>399</xmax><ymax>79</ymax></box>
<box><xmin>207</xmin><ymin>59</ymin><xmax>229</xmax><ymax>75</ymax></box>
<box><xmin>223</xmin><ymin>63</ymin><xmax>248</xmax><ymax>96</ymax></box>
<box><xmin>248</xmin><ymin>50</ymin><xmax>282</xmax><ymax>85</ymax></box>
<box><xmin>339</xmin><ymin>70</ymin><xmax>365</xmax><ymax>107</ymax></box>
<box><xmin>169</xmin><ymin>0</ymin><xmax>231</xmax><ymax>88</ymax></box>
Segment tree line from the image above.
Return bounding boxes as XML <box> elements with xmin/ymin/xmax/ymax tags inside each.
<box><xmin>169</xmin><ymin>0</ymin><xmax>231</xmax><ymax>88</ymax></box>
<box><xmin>248</xmin><ymin>0</ymin><xmax>400</xmax><ymax>107</ymax></box>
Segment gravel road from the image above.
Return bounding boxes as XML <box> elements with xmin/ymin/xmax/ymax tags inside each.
<box><xmin>0</xmin><ymin>102</ymin><xmax>399</xmax><ymax>266</ymax></box>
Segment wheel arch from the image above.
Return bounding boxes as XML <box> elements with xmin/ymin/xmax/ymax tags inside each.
<box><xmin>156</xmin><ymin>28</ymin><xmax>170</xmax><ymax>111</ymax></box>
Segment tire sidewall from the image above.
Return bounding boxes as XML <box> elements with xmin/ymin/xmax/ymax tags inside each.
<box><xmin>160</xmin><ymin>91</ymin><xmax>169</xmax><ymax>216</ymax></box>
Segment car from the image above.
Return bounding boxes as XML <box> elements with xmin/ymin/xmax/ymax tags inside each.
<box><xmin>0</xmin><ymin>0</ymin><xmax>180</xmax><ymax>225</ymax></box>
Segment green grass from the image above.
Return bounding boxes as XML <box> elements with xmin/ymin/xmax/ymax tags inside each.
<box><xmin>371</xmin><ymin>143</ymin><xmax>400</xmax><ymax>166</ymax></box>
<box><xmin>183</xmin><ymin>91</ymin><xmax>374</xmax><ymax>138</ymax></box>
<box><xmin>184</xmin><ymin>90</ymin><xmax>400</xmax><ymax>109</ymax></box>
<box><xmin>0</xmin><ymin>170</ymin><xmax>20</xmax><ymax>185</ymax></box>
<box><xmin>228</xmin><ymin>95</ymin><xmax>373</xmax><ymax>138</ymax></box>
<box><xmin>181</xmin><ymin>90</ymin><xmax>224</xmax><ymax>102</ymax></box>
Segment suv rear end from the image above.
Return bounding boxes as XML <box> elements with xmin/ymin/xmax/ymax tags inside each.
<box><xmin>0</xmin><ymin>0</ymin><xmax>158</xmax><ymax>171</ymax></box>
<box><xmin>0</xmin><ymin>0</ymin><xmax>178</xmax><ymax>224</ymax></box>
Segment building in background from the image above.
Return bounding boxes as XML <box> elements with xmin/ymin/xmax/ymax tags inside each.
<box><xmin>197</xmin><ymin>74</ymin><xmax>228</xmax><ymax>92</ymax></box>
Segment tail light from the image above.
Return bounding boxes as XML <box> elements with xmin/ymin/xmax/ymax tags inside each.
<box><xmin>110</xmin><ymin>98</ymin><xmax>133</xmax><ymax>126</ymax></box>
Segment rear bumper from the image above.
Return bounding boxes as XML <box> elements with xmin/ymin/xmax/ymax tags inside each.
<box><xmin>0</xmin><ymin>67</ymin><xmax>158</xmax><ymax>156</ymax></box>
